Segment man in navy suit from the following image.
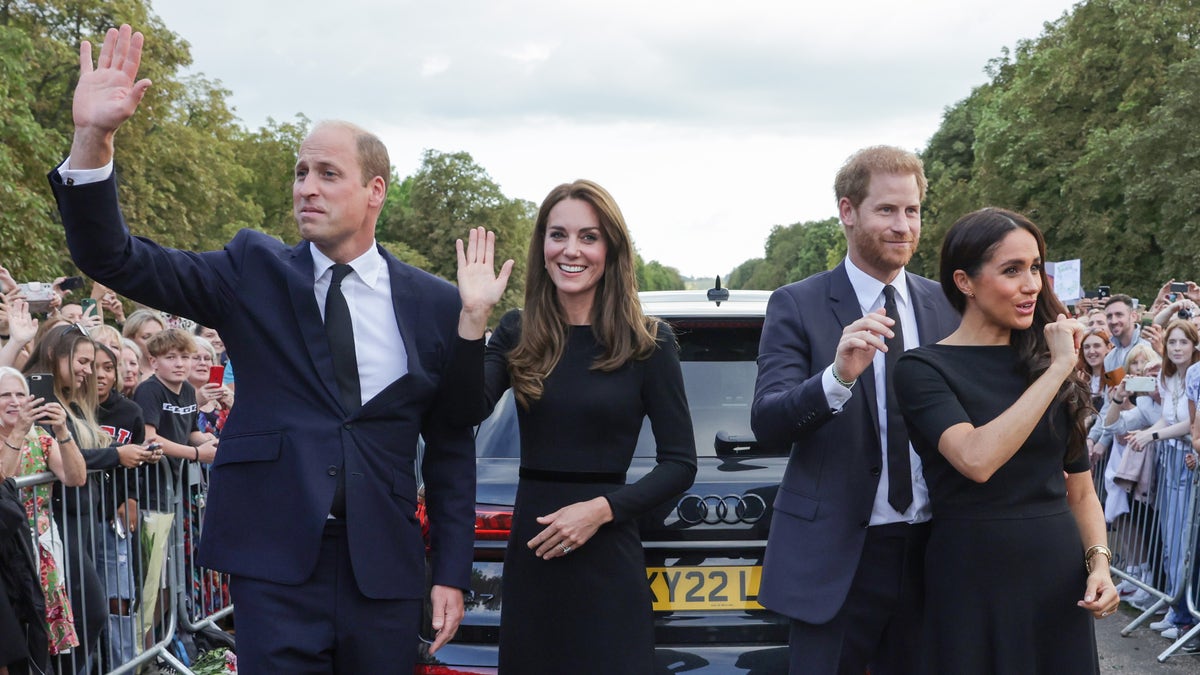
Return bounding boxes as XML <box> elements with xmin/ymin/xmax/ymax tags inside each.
<box><xmin>752</xmin><ymin>146</ymin><xmax>959</xmax><ymax>674</ymax></box>
<box><xmin>48</xmin><ymin>25</ymin><xmax>491</xmax><ymax>673</ymax></box>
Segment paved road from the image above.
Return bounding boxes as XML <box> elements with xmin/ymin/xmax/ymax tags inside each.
<box><xmin>1099</xmin><ymin>605</ymin><xmax>1200</xmax><ymax>673</ymax></box>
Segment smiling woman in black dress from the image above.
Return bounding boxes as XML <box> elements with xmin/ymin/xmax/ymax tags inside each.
<box><xmin>894</xmin><ymin>208</ymin><xmax>1119</xmax><ymax>673</ymax></box>
<box><xmin>457</xmin><ymin>180</ymin><xmax>697</xmax><ymax>673</ymax></box>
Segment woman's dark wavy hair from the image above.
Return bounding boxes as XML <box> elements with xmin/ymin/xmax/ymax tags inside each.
<box><xmin>939</xmin><ymin>207</ymin><xmax>1092</xmax><ymax>461</ymax></box>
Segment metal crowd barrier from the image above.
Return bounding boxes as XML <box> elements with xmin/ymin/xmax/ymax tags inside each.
<box><xmin>1092</xmin><ymin>435</ymin><xmax>1200</xmax><ymax>662</ymax></box>
<box><xmin>11</xmin><ymin>454</ymin><xmax>234</xmax><ymax>674</ymax></box>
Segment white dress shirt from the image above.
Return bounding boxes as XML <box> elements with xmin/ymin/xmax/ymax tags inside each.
<box><xmin>822</xmin><ymin>257</ymin><xmax>931</xmax><ymax>525</ymax></box>
<box><xmin>310</xmin><ymin>244</ymin><xmax>408</xmax><ymax>406</ymax></box>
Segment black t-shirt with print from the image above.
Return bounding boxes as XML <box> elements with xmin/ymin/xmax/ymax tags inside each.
<box><xmin>133</xmin><ymin>375</ymin><xmax>198</xmax><ymax>510</ymax></box>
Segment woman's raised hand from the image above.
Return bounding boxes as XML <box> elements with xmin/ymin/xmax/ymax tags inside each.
<box><xmin>1046</xmin><ymin>314</ymin><xmax>1084</xmax><ymax>374</ymax></box>
<box><xmin>456</xmin><ymin>227</ymin><xmax>514</xmax><ymax>340</ymax></box>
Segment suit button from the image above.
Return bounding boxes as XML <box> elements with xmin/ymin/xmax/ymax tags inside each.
<box><xmin>343</xmin><ymin>423</ymin><xmax>353</xmax><ymax>430</ymax></box>
<box><xmin>870</xmin><ymin>466</ymin><xmax>881</xmax><ymax>477</ymax></box>
<box><xmin>327</xmin><ymin>466</ymin><xmax>338</xmax><ymax>476</ymax></box>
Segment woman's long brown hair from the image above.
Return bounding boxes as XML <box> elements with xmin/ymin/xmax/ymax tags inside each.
<box><xmin>508</xmin><ymin>180</ymin><xmax>658</xmax><ymax>408</ymax></box>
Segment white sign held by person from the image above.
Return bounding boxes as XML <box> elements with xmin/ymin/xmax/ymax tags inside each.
<box><xmin>1047</xmin><ymin>259</ymin><xmax>1082</xmax><ymax>303</ymax></box>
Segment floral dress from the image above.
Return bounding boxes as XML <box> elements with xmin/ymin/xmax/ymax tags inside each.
<box><xmin>17</xmin><ymin>427</ymin><xmax>80</xmax><ymax>654</ymax></box>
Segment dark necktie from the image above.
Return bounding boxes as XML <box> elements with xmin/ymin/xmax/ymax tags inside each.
<box><xmin>883</xmin><ymin>284</ymin><xmax>913</xmax><ymax>513</ymax></box>
<box><xmin>325</xmin><ymin>263</ymin><xmax>360</xmax><ymax>518</ymax></box>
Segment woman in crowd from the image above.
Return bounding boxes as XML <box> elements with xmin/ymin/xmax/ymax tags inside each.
<box><xmin>1128</xmin><ymin>320</ymin><xmax>1200</xmax><ymax>633</ymax></box>
<box><xmin>188</xmin><ymin>337</ymin><xmax>233</xmax><ymax>437</ymax></box>
<box><xmin>1100</xmin><ymin>343</ymin><xmax>1163</xmax><ymax>604</ymax></box>
<box><xmin>93</xmin><ymin>341</ymin><xmax>150</xmax><ymax>669</ymax></box>
<box><xmin>1079</xmin><ymin>328</ymin><xmax>1111</xmax><ymax>411</ymax></box>
<box><xmin>121</xmin><ymin>309</ymin><xmax>164</xmax><ymax>382</ymax></box>
<box><xmin>22</xmin><ymin>325</ymin><xmax>156</xmax><ymax>672</ymax></box>
<box><xmin>457</xmin><ymin>180</ymin><xmax>697</xmax><ymax>673</ymax></box>
<box><xmin>895</xmin><ymin>207</ymin><xmax>1116</xmax><ymax>673</ymax></box>
<box><xmin>1080</xmin><ymin>328</ymin><xmax>1111</xmax><ymax>467</ymax></box>
<box><xmin>118</xmin><ymin>339</ymin><xmax>141</xmax><ymax>398</ymax></box>
<box><xmin>0</xmin><ymin>365</ymin><xmax>86</xmax><ymax>658</ymax></box>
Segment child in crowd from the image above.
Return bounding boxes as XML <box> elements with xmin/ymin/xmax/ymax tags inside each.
<box><xmin>132</xmin><ymin>329</ymin><xmax>217</xmax><ymax>511</ymax></box>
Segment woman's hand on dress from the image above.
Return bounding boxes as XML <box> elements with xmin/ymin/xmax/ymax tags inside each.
<box><xmin>1045</xmin><ymin>314</ymin><xmax>1084</xmax><ymax>374</ymax></box>
<box><xmin>455</xmin><ymin>226</ymin><xmax>514</xmax><ymax>340</ymax></box>
<box><xmin>1078</xmin><ymin>569</ymin><xmax>1119</xmax><ymax>619</ymax></box>
<box><xmin>1186</xmin><ymin>452</ymin><xmax>1198</xmax><ymax>471</ymax></box>
<box><xmin>529</xmin><ymin>496</ymin><xmax>613</xmax><ymax>560</ymax></box>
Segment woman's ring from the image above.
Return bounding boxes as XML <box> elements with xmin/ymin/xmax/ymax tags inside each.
<box><xmin>560</xmin><ymin>543</ymin><xmax>572</xmax><ymax>554</ymax></box>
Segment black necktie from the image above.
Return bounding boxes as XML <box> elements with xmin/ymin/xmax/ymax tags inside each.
<box><xmin>325</xmin><ymin>263</ymin><xmax>360</xmax><ymax>518</ymax></box>
<box><xmin>883</xmin><ymin>284</ymin><xmax>913</xmax><ymax>513</ymax></box>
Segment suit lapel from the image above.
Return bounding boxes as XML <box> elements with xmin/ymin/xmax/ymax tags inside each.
<box><xmin>908</xmin><ymin>271</ymin><xmax>946</xmax><ymax>346</ymax></box>
<box><xmin>285</xmin><ymin>242</ymin><xmax>344</xmax><ymax>409</ymax></box>
<box><xmin>829</xmin><ymin>263</ymin><xmax>881</xmax><ymax>437</ymax></box>
<box><xmin>382</xmin><ymin>246</ymin><xmax>422</xmax><ymax>380</ymax></box>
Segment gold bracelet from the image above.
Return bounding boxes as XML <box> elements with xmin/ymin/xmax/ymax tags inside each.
<box><xmin>1085</xmin><ymin>544</ymin><xmax>1112</xmax><ymax>574</ymax></box>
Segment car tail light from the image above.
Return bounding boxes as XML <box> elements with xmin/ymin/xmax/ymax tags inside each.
<box><xmin>475</xmin><ymin>506</ymin><xmax>513</xmax><ymax>541</ymax></box>
<box><xmin>414</xmin><ymin>666</ymin><xmax>498</xmax><ymax>675</ymax></box>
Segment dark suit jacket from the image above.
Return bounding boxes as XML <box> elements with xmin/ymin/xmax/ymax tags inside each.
<box><xmin>49</xmin><ymin>171</ymin><xmax>478</xmax><ymax>599</ymax></box>
<box><xmin>751</xmin><ymin>262</ymin><xmax>958</xmax><ymax>624</ymax></box>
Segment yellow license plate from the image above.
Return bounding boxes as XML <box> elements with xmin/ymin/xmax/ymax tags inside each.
<box><xmin>646</xmin><ymin>565</ymin><xmax>763</xmax><ymax>611</ymax></box>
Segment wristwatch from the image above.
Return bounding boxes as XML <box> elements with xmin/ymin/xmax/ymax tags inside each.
<box><xmin>1152</xmin><ymin>431</ymin><xmax>1160</xmax><ymax>441</ymax></box>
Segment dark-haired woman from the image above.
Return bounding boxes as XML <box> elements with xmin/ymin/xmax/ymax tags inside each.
<box><xmin>894</xmin><ymin>208</ymin><xmax>1117</xmax><ymax>673</ymax></box>
<box><xmin>457</xmin><ymin>180</ymin><xmax>697</xmax><ymax>673</ymax></box>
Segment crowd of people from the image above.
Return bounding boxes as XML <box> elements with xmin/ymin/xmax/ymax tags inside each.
<box><xmin>1072</xmin><ymin>285</ymin><xmax>1200</xmax><ymax>649</ymax></box>
<box><xmin>0</xmin><ymin>272</ymin><xmax>234</xmax><ymax>674</ymax></box>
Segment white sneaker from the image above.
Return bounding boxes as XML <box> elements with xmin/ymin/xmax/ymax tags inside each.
<box><xmin>1130</xmin><ymin>590</ymin><xmax>1168</xmax><ymax>613</ymax></box>
<box><xmin>1162</xmin><ymin>627</ymin><xmax>1182</xmax><ymax>640</ymax></box>
<box><xmin>1116</xmin><ymin>578</ymin><xmax>1140</xmax><ymax>596</ymax></box>
<box><xmin>1151</xmin><ymin>619</ymin><xmax>1174</xmax><ymax>631</ymax></box>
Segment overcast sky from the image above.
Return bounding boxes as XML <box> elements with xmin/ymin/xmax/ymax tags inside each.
<box><xmin>149</xmin><ymin>0</ymin><xmax>1081</xmax><ymax>278</ymax></box>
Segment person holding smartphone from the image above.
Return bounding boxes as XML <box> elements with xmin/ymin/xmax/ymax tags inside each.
<box><xmin>0</xmin><ymin>365</ymin><xmax>86</xmax><ymax>659</ymax></box>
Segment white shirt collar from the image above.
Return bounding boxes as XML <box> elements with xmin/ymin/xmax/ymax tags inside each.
<box><xmin>309</xmin><ymin>242</ymin><xmax>385</xmax><ymax>289</ymax></box>
<box><xmin>843</xmin><ymin>256</ymin><xmax>911</xmax><ymax>311</ymax></box>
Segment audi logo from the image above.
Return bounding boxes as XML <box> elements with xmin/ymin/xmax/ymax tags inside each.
<box><xmin>676</xmin><ymin>493</ymin><xmax>766</xmax><ymax>525</ymax></box>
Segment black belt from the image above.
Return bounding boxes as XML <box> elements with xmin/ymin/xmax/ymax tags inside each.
<box><xmin>519</xmin><ymin>467</ymin><xmax>626</xmax><ymax>484</ymax></box>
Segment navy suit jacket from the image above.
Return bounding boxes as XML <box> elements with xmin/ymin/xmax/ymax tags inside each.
<box><xmin>49</xmin><ymin>171</ymin><xmax>478</xmax><ymax>599</ymax></box>
<box><xmin>751</xmin><ymin>262</ymin><xmax>958</xmax><ymax>624</ymax></box>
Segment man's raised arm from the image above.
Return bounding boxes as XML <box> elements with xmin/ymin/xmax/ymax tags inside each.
<box><xmin>68</xmin><ymin>24</ymin><xmax>152</xmax><ymax>169</ymax></box>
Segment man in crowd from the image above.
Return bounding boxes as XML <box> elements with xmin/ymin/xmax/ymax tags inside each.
<box><xmin>751</xmin><ymin>146</ymin><xmax>960</xmax><ymax>674</ymax></box>
<box><xmin>1104</xmin><ymin>294</ymin><xmax>1144</xmax><ymax>372</ymax></box>
<box><xmin>48</xmin><ymin>25</ymin><xmax>486</xmax><ymax>673</ymax></box>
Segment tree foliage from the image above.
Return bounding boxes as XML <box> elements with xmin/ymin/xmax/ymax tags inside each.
<box><xmin>917</xmin><ymin>0</ymin><xmax>1200</xmax><ymax>300</ymax></box>
<box><xmin>727</xmin><ymin>217</ymin><xmax>845</xmax><ymax>290</ymax></box>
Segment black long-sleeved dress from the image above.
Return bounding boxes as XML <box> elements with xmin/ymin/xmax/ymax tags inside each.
<box><xmin>484</xmin><ymin>309</ymin><xmax>696</xmax><ymax>674</ymax></box>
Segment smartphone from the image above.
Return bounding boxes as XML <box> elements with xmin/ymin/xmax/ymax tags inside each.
<box><xmin>1140</xmin><ymin>315</ymin><xmax>1156</xmax><ymax>327</ymax></box>
<box><xmin>207</xmin><ymin>365</ymin><xmax>225</xmax><ymax>385</ymax></box>
<box><xmin>1102</xmin><ymin>367</ymin><xmax>1126</xmax><ymax>389</ymax></box>
<box><xmin>26</xmin><ymin>373</ymin><xmax>56</xmax><ymax>402</ymax></box>
<box><xmin>1125</xmin><ymin>376</ymin><xmax>1157</xmax><ymax>393</ymax></box>
<box><xmin>1098</xmin><ymin>285</ymin><xmax>1111</xmax><ymax>298</ymax></box>
<box><xmin>58</xmin><ymin>276</ymin><xmax>85</xmax><ymax>292</ymax></box>
<box><xmin>80</xmin><ymin>297</ymin><xmax>98</xmax><ymax>317</ymax></box>
<box><xmin>1171</xmin><ymin>282</ymin><xmax>1188</xmax><ymax>294</ymax></box>
<box><xmin>16</xmin><ymin>282</ymin><xmax>54</xmax><ymax>314</ymax></box>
